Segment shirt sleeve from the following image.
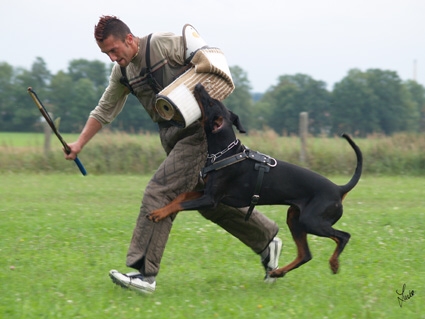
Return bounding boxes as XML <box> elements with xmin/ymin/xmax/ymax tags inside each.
<box><xmin>89</xmin><ymin>65</ymin><xmax>129</xmax><ymax>126</ymax></box>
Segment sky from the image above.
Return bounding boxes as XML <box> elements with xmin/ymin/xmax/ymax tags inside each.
<box><xmin>2</xmin><ymin>0</ymin><xmax>424</xmax><ymax>92</ymax></box>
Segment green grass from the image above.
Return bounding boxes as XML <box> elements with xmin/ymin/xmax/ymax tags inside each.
<box><xmin>0</xmin><ymin>132</ymin><xmax>81</xmax><ymax>147</ymax></box>
<box><xmin>1</xmin><ymin>174</ymin><xmax>424</xmax><ymax>318</ymax></box>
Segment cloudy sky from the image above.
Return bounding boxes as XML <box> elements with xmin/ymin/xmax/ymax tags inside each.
<box><xmin>2</xmin><ymin>0</ymin><xmax>424</xmax><ymax>92</ymax></box>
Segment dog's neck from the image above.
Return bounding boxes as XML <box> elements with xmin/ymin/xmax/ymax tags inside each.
<box><xmin>206</xmin><ymin>128</ymin><xmax>240</xmax><ymax>159</ymax></box>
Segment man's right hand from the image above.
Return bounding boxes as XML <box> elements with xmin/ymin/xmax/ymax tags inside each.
<box><xmin>64</xmin><ymin>142</ymin><xmax>83</xmax><ymax>160</ymax></box>
<box><xmin>63</xmin><ymin>117</ymin><xmax>102</xmax><ymax>161</ymax></box>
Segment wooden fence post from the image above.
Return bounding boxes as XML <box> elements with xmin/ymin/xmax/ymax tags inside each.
<box><xmin>299</xmin><ymin>112</ymin><xmax>308</xmax><ymax>164</ymax></box>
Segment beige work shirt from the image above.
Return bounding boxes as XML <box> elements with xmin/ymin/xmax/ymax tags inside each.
<box><xmin>89</xmin><ymin>32</ymin><xmax>187</xmax><ymax>126</ymax></box>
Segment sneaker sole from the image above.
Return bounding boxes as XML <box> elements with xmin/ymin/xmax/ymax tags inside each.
<box><xmin>109</xmin><ymin>271</ymin><xmax>155</xmax><ymax>294</ymax></box>
<box><xmin>109</xmin><ymin>272</ymin><xmax>130</xmax><ymax>289</ymax></box>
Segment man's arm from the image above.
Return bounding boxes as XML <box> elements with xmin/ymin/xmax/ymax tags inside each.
<box><xmin>65</xmin><ymin>65</ymin><xmax>129</xmax><ymax>160</ymax></box>
<box><xmin>65</xmin><ymin>117</ymin><xmax>102</xmax><ymax>160</ymax></box>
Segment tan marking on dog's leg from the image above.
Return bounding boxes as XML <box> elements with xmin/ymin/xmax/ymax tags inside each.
<box><xmin>329</xmin><ymin>236</ymin><xmax>341</xmax><ymax>274</ymax></box>
<box><xmin>270</xmin><ymin>206</ymin><xmax>312</xmax><ymax>278</ymax></box>
<box><xmin>148</xmin><ymin>191</ymin><xmax>203</xmax><ymax>222</ymax></box>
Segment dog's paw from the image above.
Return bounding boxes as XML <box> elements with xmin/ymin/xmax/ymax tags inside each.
<box><xmin>269</xmin><ymin>268</ymin><xmax>286</xmax><ymax>278</ymax></box>
<box><xmin>329</xmin><ymin>259</ymin><xmax>340</xmax><ymax>274</ymax></box>
<box><xmin>146</xmin><ymin>212</ymin><xmax>161</xmax><ymax>223</ymax></box>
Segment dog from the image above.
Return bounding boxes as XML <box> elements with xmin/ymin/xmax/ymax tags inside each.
<box><xmin>148</xmin><ymin>83</ymin><xmax>363</xmax><ymax>278</ymax></box>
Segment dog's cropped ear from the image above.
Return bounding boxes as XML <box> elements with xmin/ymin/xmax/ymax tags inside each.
<box><xmin>229</xmin><ymin>110</ymin><xmax>246</xmax><ymax>133</ymax></box>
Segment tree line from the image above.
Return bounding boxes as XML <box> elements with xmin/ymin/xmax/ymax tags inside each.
<box><xmin>1</xmin><ymin>57</ymin><xmax>424</xmax><ymax>136</ymax></box>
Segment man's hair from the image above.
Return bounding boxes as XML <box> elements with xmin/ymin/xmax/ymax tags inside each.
<box><xmin>94</xmin><ymin>15</ymin><xmax>132</xmax><ymax>42</ymax></box>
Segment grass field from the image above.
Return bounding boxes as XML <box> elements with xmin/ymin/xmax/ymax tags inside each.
<box><xmin>0</xmin><ymin>173</ymin><xmax>424</xmax><ymax>318</ymax></box>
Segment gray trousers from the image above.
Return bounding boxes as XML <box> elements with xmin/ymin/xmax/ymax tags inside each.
<box><xmin>126</xmin><ymin>122</ymin><xmax>279</xmax><ymax>276</ymax></box>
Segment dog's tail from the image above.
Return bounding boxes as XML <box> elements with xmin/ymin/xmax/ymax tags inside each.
<box><xmin>339</xmin><ymin>133</ymin><xmax>363</xmax><ymax>197</ymax></box>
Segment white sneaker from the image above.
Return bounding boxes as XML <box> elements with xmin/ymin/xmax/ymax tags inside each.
<box><xmin>109</xmin><ymin>270</ymin><xmax>156</xmax><ymax>294</ymax></box>
<box><xmin>262</xmin><ymin>237</ymin><xmax>282</xmax><ymax>283</ymax></box>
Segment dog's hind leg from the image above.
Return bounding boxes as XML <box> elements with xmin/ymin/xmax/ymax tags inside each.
<box><xmin>301</xmin><ymin>203</ymin><xmax>351</xmax><ymax>274</ymax></box>
<box><xmin>269</xmin><ymin>205</ymin><xmax>312</xmax><ymax>278</ymax></box>
<box><xmin>328</xmin><ymin>230</ymin><xmax>351</xmax><ymax>274</ymax></box>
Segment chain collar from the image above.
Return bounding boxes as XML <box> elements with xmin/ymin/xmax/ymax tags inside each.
<box><xmin>207</xmin><ymin>139</ymin><xmax>239</xmax><ymax>163</ymax></box>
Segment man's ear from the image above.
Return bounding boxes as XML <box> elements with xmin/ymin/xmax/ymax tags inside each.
<box><xmin>229</xmin><ymin>110</ymin><xmax>246</xmax><ymax>133</ymax></box>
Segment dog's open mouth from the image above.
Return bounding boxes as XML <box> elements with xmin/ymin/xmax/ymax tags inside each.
<box><xmin>212</xmin><ymin>116</ymin><xmax>224</xmax><ymax>133</ymax></box>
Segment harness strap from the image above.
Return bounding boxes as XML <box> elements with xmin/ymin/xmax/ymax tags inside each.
<box><xmin>119</xmin><ymin>34</ymin><xmax>163</xmax><ymax>95</ymax></box>
<box><xmin>245</xmin><ymin>163</ymin><xmax>270</xmax><ymax>221</ymax></box>
<box><xmin>119</xmin><ymin>67</ymin><xmax>134</xmax><ymax>94</ymax></box>
<box><xmin>202</xmin><ymin>151</ymin><xmax>248</xmax><ymax>177</ymax></box>
<box><xmin>201</xmin><ymin>147</ymin><xmax>276</xmax><ymax>221</ymax></box>
<box><xmin>144</xmin><ymin>34</ymin><xmax>162</xmax><ymax>94</ymax></box>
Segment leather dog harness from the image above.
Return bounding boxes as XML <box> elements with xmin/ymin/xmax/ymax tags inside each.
<box><xmin>201</xmin><ymin>139</ymin><xmax>277</xmax><ymax>221</ymax></box>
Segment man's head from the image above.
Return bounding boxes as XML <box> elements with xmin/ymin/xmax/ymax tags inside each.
<box><xmin>94</xmin><ymin>15</ymin><xmax>138</xmax><ymax>67</ymax></box>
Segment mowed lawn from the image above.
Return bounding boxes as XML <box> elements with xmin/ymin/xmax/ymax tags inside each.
<box><xmin>0</xmin><ymin>173</ymin><xmax>424</xmax><ymax>318</ymax></box>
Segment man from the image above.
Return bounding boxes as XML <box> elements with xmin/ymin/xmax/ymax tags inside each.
<box><xmin>65</xmin><ymin>15</ymin><xmax>282</xmax><ymax>294</ymax></box>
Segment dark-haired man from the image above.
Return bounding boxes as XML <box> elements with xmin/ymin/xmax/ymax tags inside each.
<box><xmin>65</xmin><ymin>15</ymin><xmax>281</xmax><ymax>294</ymax></box>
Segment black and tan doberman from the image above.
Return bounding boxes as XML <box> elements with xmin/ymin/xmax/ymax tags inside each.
<box><xmin>148</xmin><ymin>83</ymin><xmax>363</xmax><ymax>278</ymax></box>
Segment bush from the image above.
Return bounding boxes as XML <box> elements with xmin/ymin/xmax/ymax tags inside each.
<box><xmin>1</xmin><ymin>131</ymin><xmax>424</xmax><ymax>176</ymax></box>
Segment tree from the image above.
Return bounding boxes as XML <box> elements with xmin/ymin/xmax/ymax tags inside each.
<box><xmin>223</xmin><ymin>66</ymin><xmax>254</xmax><ymax>130</ymax></box>
<box><xmin>50</xmin><ymin>71</ymin><xmax>106</xmax><ymax>132</ymax></box>
<box><xmin>331</xmin><ymin>69</ymin><xmax>380</xmax><ymax>135</ymax></box>
<box><xmin>6</xmin><ymin>58</ymin><xmax>52</xmax><ymax>132</ymax></box>
<box><xmin>68</xmin><ymin>59</ymin><xmax>109</xmax><ymax>86</ymax></box>
<box><xmin>367</xmin><ymin>69</ymin><xmax>407</xmax><ymax>134</ymax></box>
<box><xmin>66</xmin><ymin>78</ymin><xmax>98</xmax><ymax>132</ymax></box>
<box><xmin>257</xmin><ymin>74</ymin><xmax>331</xmax><ymax>135</ymax></box>
<box><xmin>403</xmin><ymin>80</ymin><xmax>425</xmax><ymax>132</ymax></box>
<box><xmin>31</xmin><ymin>57</ymin><xmax>51</xmax><ymax>88</ymax></box>
<box><xmin>0</xmin><ymin>62</ymin><xmax>15</xmax><ymax>130</ymax></box>
<box><xmin>332</xmin><ymin>69</ymin><xmax>411</xmax><ymax>135</ymax></box>
<box><xmin>67</xmin><ymin>59</ymin><xmax>111</xmax><ymax>97</ymax></box>
<box><xmin>111</xmin><ymin>94</ymin><xmax>157</xmax><ymax>133</ymax></box>
<box><xmin>49</xmin><ymin>71</ymin><xmax>75</xmax><ymax>129</ymax></box>
<box><xmin>65</xmin><ymin>59</ymin><xmax>157</xmax><ymax>133</ymax></box>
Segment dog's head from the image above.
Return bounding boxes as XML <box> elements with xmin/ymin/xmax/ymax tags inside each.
<box><xmin>194</xmin><ymin>83</ymin><xmax>246</xmax><ymax>134</ymax></box>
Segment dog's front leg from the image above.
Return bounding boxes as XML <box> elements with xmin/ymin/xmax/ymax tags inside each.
<box><xmin>147</xmin><ymin>191</ymin><xmax>203</xmax><ymax>222</ymax></box>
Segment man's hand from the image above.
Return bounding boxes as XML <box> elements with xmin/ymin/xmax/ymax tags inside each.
<box><xmin>64</xmin><ymin>117</ymin><xmax>102</xmax><ymax>160</ymax></box>
<box><xmin>64</xmin><ymin>142</ymin><xmax>83</xmax><ymax>160</ymax></box>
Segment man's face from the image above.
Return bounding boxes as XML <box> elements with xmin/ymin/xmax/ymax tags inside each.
<box><xmin>98</xmin><ymin>34</ymin><xmax>136</xmax><ymax>67</ymax></box>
